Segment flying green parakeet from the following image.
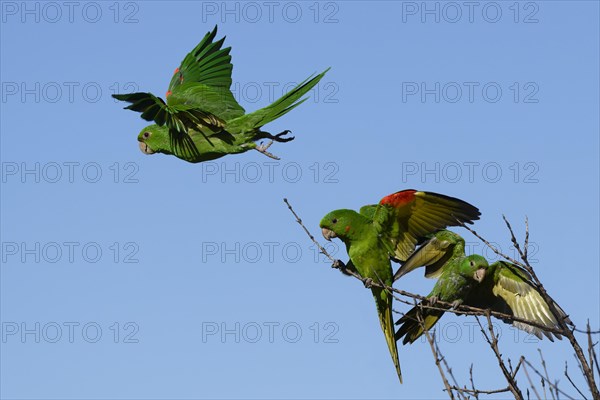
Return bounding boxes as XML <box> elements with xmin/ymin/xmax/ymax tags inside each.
<box><xmin>319</xmin><ymin>190</ymin><xmax>481</xmax><ymax>383</ymax></box>
<box><xmin>112</xmin><ymin>26</ymin><xmax>329</xmax><ymax>163</ymax></box>
<box><xmin>394</xmin><ymin>230</ymin><xmax>568</xmax><ymax>344</ymax></box>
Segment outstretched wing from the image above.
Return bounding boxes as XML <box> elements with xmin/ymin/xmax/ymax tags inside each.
<box><xmin>112</xmin><ymin>92</ymin><xmax>225</xmax><ymax>134</ymax></box>
<box><xmin>113</xmin><ymin>26</ymin><xmax>244</xmax><ymax>132</ymax></box>
<box><xmin>371</xmin><ymin>190</ymin><xmax>480</xmax><ymax>262</ymax></box>
<box><xmin>467</xmin><ymin>261</ymin><xmax>567</xmax><ymax>340</ymax></box>
<box><xmin>166</xmin><ymin>26</ymin><xmax>245</xmax><ymax>120</ymax></box>
<box><xmin>393</xmin><ymin>230</ymin><xmax>465</xmax><ymax>281</ymax></box>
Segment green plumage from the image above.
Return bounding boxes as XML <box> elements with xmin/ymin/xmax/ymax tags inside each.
<box><xmin>113</xmin><ymin>26</ymin><xmax>329</xmax><ymax>163</ymax></box>
<box><xmin>319</xmin><ymin>190</ymin><xmax>480</xmax><ymax>383</ymax></box>
<box><xmin>395</xmin><ymin>230</ymin><xmax>569</xmax><ymax>344</ymax></box>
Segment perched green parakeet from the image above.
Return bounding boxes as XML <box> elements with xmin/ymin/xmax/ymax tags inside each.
<box><xmin>113</xmin><ymin>26</ymin><xmax>329</xmax><ymax>163</ymax></box>
<box><xmin>319</xmin><ymin>190</ymin><xmax>481</xmax><ymax>383</ymax></box>
<box><xmin>394</xmin><ymin>230</ymin><xmax>568</xmax><ymax>344</ymax></box>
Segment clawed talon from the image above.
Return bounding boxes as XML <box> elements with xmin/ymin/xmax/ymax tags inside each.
<box><xmin>255</xmin><ymin>131</ymin><xmax>293</xmax><ymax>159</ymax></box>
<box><xmin>428</xmin><ymin>296</ymin><xmax>439</xmax><ymax>305</ymax></box>
<box><xmin>273</xmin><ymin>130</ymin><xmax>294</xmax><ymax>142</ymax></box>
<box><xmin>363</xmin><ymin>278</ymin><xmax>374</xmax><ymax>288</ymax></box>
<box><xmin>332</xmin><ymin>260</ymin><xmax>353</xmax><ymax>277</ymax></box>
<box><xmin>255</xmin><ymin>141</ymin><xmax>280</xmax><ymax>160</ymax></box>
<box><xmin>451</xmin><ymin>300</ymin><xmax>463</xmax><ymax>309</ymax></box>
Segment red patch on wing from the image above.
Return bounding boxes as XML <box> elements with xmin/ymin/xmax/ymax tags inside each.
<box><xmin>165</xmin><ymin>90</ymin><xmax>172</xmax><ymax>98</ymax></box>
<box><xmin>174</xmin><ymin>67</ymin><xmax>179</xmax><ymax>75</ymax></box>
<box><xmin>380</xmin><ymin>190</ymin><xmax>417</xmax><ymax>208</ymax></box>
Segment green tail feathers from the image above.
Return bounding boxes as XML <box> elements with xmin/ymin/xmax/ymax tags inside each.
<box><xmin>375</xmin><ymin>291</ymin><xmax>403</xmax><ymax>384</ymax></box>
<box><xmin>227</xmin><ymin>68</ymin><xmax>330</xmax><ymax>131</ymax></box>
<box><xmin>395</xmin><ymin>304</ymin><xmax>445</xmax><ymax>345</ymax></box>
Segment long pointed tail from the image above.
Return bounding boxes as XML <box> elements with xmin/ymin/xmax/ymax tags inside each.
<box><xmin>374</xmin><ymin>289</ymin><xmax>403</xmax><ymax>384</ymax></box>
<box><xmin>226</xmin><ymin>68</ymin><xmax>330</xmax><ymax>131</ymax></box>
<box><xmin>395</xmin><ymin>302</ymin><xmax>445</xmax><ymax>345</ymax></box>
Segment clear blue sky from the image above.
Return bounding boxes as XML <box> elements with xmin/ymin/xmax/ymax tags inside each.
<box><xmin>1</xmin><ymin>1</ymin><xmax>598</xmax><ymax>399</ymax></box>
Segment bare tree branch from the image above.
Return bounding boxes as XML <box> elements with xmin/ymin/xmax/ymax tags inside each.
<box><xmin>476</xmin><ymin>313</ymin><xmax>524</xmax><ymax>399</ymax></box>
<box><xmin>511</xmin><ymin>357</ymin><xmax>525</xmax><ymax>380</ymax></box>
<box><xmin>448</xmin><ymin>385</ymin><xmax>511</xmax><ymax>396</ymax></box>
<box><xmin>565</xmin><ymin>361</ymin><xmax>588</xmax><ymax>400</ymax></box>
<box><xmin>521</xmin><ymin>357</ymin><xmax>578</xmax><ymax>400</ymax></box>
<box><xmin>434</xmin><ymin>339</ymin><xmax>468</xmax><ymax>400</ymax></box>
<box><xmin>538</xmin><ymin>349</ymin><xmax>557</xmax><ymax>400</ymax></box>
<box><xmin>588</xmin><ymin>320</ymin><xmax>600</xmax><ymax>379</ymax></box>
<box><xmin>521</xmin><ymin>357</ymin><xmax>544</xmax><ymax>400</ymax></box>
<box><xmin>283</xmin><ymin>198</ymin><xmax>335</xmax><ymax>263</ymax></box>
<box><xmin>416</xmin><ymin>307</ymin><xmax>455</xmax><ymax>400</ymax></box>
<box><xmin>469</xmin><ymin>364</ymin><xmax>480</xmax><ymax>400</ymax></box>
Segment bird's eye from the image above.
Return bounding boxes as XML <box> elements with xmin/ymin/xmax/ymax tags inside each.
<box><xmin>332</xmin><ymin>218</ymin><xmax>338</xmax><ymax>224</ymax></box>
<box><xmin>143</xmin><ymin>132</ymin><xmax>151</xmax><ymax>139</ymax></box>
<box><xmin>470</xmin><ymin>261</ymin><xmax>475</xmax><ymax>267</ymax></box>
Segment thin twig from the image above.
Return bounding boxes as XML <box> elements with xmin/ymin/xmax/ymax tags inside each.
<box><xmin>283</xmin><ymin>198</ymin><xmax>335</xmax><ymax>263</ymax></box>
<box><xmin>521</xmin><ymin>357</ymin><xmax>544</xmax><ymax>400</ymax></box>
<box><xmin>588</xmin><ymin>320</ymin><xmax>600</xmax><ymax>379</ymax></box>
<box><xmin>476</xmin><ymin>313</ymin><xmax>524</xmax><ymax>399</ymax></box>
<box><xmin>435</xmin><ymin>340</ymin><xmax>467</xmax><ymax>400</ymax></box>
<box><xmin>459</xmin><ymin>221</ymin><xmax>525</xmax><ymax>268</ymax></box>
<box><xmin>521</xmin><ymin>357</ymin><xmax>577</xmax><ymax>400</ymax></box>
<box><xmin>540</xmin><ymin>376</ymin><xmax>548</xmax><ymax>400</ymax></box>
<box><xmin>448</xmin><ymin>385</ymin><xmax>511</xmax><ymax>396</ymax></box>
<box><xmin>538</xmin><ymin>349</ymin><xmax>556</xmax><ymax>400</ymax></box>
<box><xmin>565</xmin><ymin>361</ymin><xmax>588</xmax><ymax>400</ymax></box>
<box><xmin>417</xmin><ymin>306</ymin><xmax>455</xmax><ymax>400</ymax></box>
<box><xmin>592</xmin><ymin>339</ymin><xmax>600</xmax><ymax>379</ymax></box>
<box><xmin>469</xmin><ymin>364</ymin><xmax>480</xmax><ymax>400</ymax></box>
<box><xmin>512</xmin><ymin>357</ymin><xmax>525</xmax><ymax>380</ymax></box>
<box><xmin>523</xmin><ymin>216</ymin><xmax>529</xmax><ymax>262</ymax></box>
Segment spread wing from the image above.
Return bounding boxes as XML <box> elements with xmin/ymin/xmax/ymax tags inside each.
<box><xmin>393</xmin><ymin>230</ymin><xmax>465</xmax><ymax>281</ymax></box>
<box><xmin>371</xmin><ymin>190</ymin><xmax>480</xmax><ymax>262</ymax></box>
<box><xmin>467</xmin><ymin>261</ymin><xmax>568</xmax><ymax>340</ymax></box>
<box><xmin>112</xmin><ymin>92</ymin><xmax>225</xmax><ymax>134</ymax></box>
<box><xmin>112</xmin><ymin>26</ymin><xmax>244</xmax><ymax>134</ymax></box>
<box><xmin>166</xmin><ymin>25</ymin><xmax>245</xmax><ymax>120</ymax></box>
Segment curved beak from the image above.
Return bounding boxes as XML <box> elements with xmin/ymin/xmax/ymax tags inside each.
<box><xmin>139</xmin><ymin>141</ymin><xmax>155</xmax><ymax>155</ymax></box>
<box><xmin>473</xmin><ymin>268</ymin><xmax>486</xmax><ymax>283</ymax></box>
<box><xmin>321</xmin><ymin>228</ymin><xmax>337</xmax><ymax>241</ymax></box>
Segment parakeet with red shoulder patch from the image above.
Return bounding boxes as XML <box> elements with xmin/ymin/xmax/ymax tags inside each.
<box><xmin>319</xmin><ymin>190</ymin><xmax>481</xmax><ymax>383</ymax></box>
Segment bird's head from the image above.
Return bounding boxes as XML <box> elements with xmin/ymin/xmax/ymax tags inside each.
<box><xmin>319</xmin><ymin>209</ymin><xmax>362</xmax><ymax>243</ymax></box>
<box><xmin>460</xmin><ymin>255</ymin><xmax>489</xmax><ymax>283</ymax></box>
<box><xmin>137</xmin><ymin>125</ymin><xmax>169</xmax><ymax>155</ymax></box>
